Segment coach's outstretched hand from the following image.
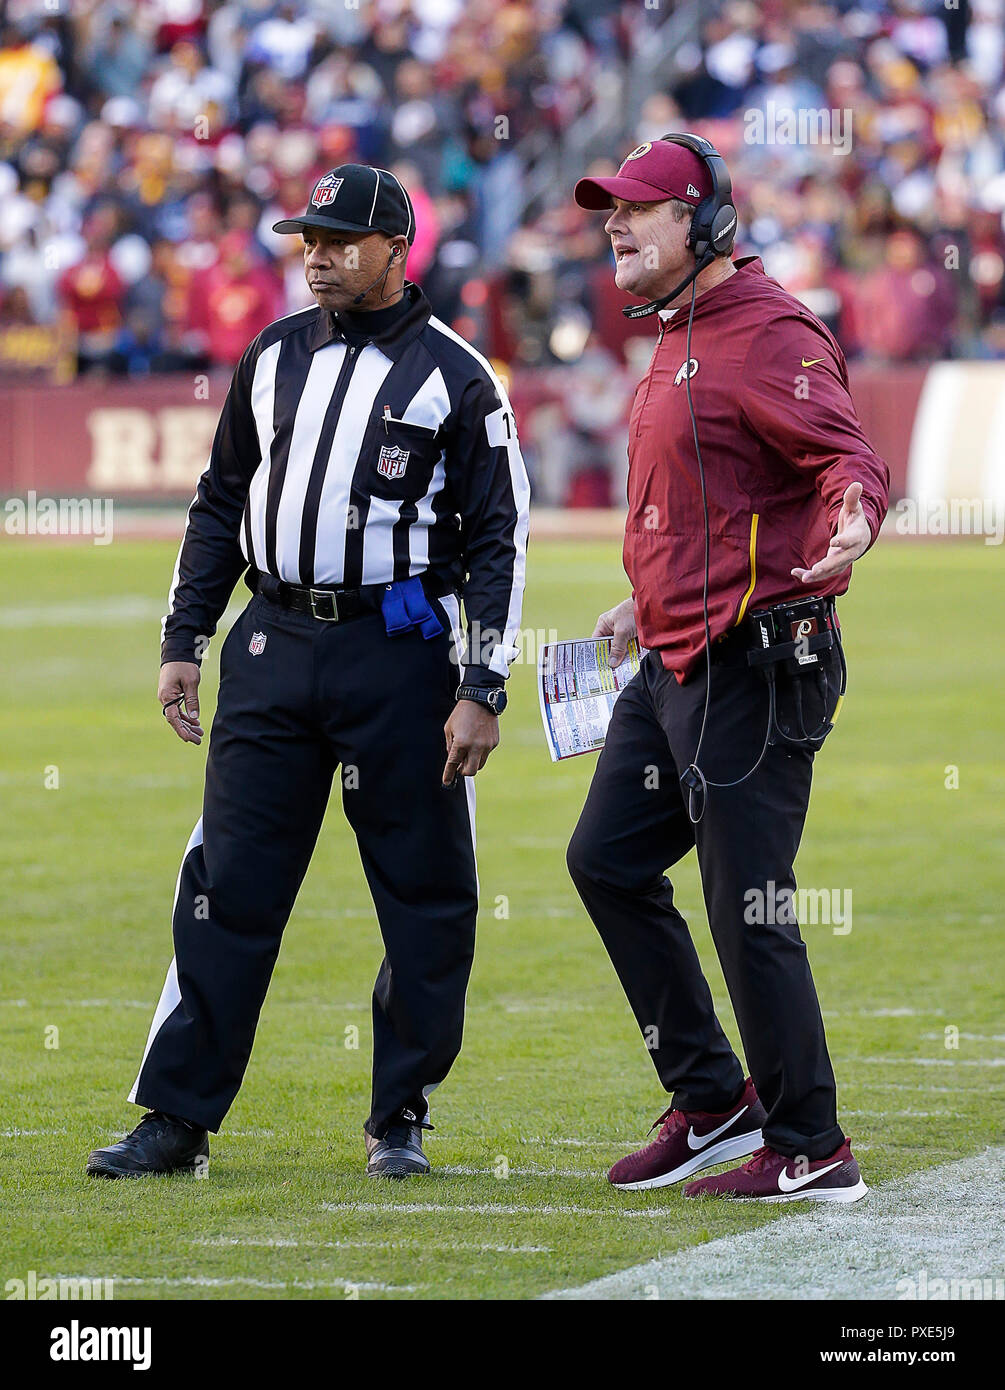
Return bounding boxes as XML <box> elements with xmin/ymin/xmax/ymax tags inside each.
<box><xmin>442</xmin><ymin>700</ymin><xmax>500</xmax><ymax>785</ymax></box>
<box><xmin>159</xmin><ymin>661</ymin><xmax>204</xmax><ymax>745</ymax></box>
<box><xmin>593</xmin><ymin>597</ymin><xmax>637</xmax><ymax>666</ymax></box>
<box><xmin>791</xmin><ymin>481</ymin><xmax>873</xmax><ymax>585</ymax></box>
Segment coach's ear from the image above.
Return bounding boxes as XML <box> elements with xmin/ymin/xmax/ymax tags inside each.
<box><xmin>387</xmin><ymin>235</ymin><xmax>409</xmax><ymax>263</ymax></box>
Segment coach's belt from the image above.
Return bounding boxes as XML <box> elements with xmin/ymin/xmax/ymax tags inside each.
<box><xmin>256</xmin><ymin>572</ymin><xmax>451</xmax><ymax>624</ymax></box>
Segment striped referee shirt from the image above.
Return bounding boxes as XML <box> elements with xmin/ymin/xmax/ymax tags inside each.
<box><xmin>161</xmin><ymin>282</ymin><xmax>530</xmax><ymax>686</ymax></box>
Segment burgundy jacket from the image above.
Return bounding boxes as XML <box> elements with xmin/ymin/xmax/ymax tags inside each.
<box><xmin>624</xmin><ymin>257</ymin><xmax>890</xmax><ymax>681</ymax></box>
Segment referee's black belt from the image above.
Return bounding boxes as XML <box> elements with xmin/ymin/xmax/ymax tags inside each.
<box><xmin>256</xmin><ymin>571</ymin><xmax>452</xmax><ymax>624</ymax></box>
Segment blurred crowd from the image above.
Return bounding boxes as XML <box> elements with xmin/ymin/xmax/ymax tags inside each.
<box><xmin>1</xmin><ymin>1</ymin><xmax>1004</xmax><ymax>499</ymax></box>
<box><xmin>0</xmin><ymin>0</ymin><xmax>626</xmax><ymax>376</ymax></box>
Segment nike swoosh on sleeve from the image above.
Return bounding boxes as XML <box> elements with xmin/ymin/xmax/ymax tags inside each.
<box><xmin>801</xmin><ymin>357</ymin><xmax>825</xmax><ymax>367</ymax></box>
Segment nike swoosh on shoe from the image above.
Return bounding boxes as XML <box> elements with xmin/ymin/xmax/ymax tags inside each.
<box><xmin>776</xmin><ymin>1158</ymin><xmax>843</xmax><ymax>1193</ymax></box>
<box><xmin>687</xmin><ymin>1104</ymin><xmax>749</xmax><ymax>1151</ymax></box>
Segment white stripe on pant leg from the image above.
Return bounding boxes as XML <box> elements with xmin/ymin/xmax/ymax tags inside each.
<box><xmin>420</xmin><ymin>1081</ymin><xmax>439</xmax><ymax>1126</ymax></box>
<box><xmin>463</xmin><ymin>777</ymin><xmax>478</xmax><ymax>891</ymax></box>
<box><xmin>127</xmin><ymin>817</ymin><xmax>204</xmax><ymax>1102</ymax></box>
<box><xmin>440</xmin><ymin>593</ymin><xmax>479</xmax><ymax>889</ymax></box>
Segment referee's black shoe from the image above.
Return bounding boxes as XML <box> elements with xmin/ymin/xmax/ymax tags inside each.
<box><xmin>365</xmin><ymin>1116</ymin><xmax>430</xmax><ymax>1180</ymax></box>
<box><xmin>86</xmin><ymin>1111</ymin><xmax>208</xmax><ymax>1178</ymax></box>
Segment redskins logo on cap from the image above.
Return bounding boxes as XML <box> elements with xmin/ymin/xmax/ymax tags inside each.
<box><xmin>622</xmin><ymin>142</ymin><xmax>652</xmax><ymax>163</ymax></box>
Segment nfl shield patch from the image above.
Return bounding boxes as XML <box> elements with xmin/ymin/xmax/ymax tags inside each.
<box><xmin>377</xmin><ymin>444</ymin><xmax>410</xmax><ymax>481</ymax></box>
<box><xmin>311</xmin><ymin>173</ymin><xmax>344</xmax><ymax>208</ymax></box>
<box><xmin>248</xmin><ymin>631</ymin><xmax>267</xmax><ymax>656</ymax></box>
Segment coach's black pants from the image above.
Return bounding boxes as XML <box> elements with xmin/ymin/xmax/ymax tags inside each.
<box><xmin>130</xmin><ymin>590</ymin><xmax>478</xmax><ymax>1139</ymax></box>
<box><xmin>567</xmin><ymin>639</ymin><xmax>845</xmax><ymax>1160</ymax></box>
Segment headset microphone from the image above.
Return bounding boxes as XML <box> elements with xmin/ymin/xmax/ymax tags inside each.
<box><xmin>352</xmin><ymin>246</ymin><xmax>400</xmax><ymax>305</ymax></box>
<box><xmin>622</xmin><ymin>250</ymin><xmax>714</xmax><ymax>319</ymax></box>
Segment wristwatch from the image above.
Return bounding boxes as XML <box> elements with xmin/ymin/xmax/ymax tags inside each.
<box><xmin>456</xmin><ymin>683</ymin><xmax>507</xmax><ymax>714</ymax></box>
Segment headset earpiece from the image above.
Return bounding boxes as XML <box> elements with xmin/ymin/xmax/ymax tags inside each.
<box><xmin>660</xmin><ymin>132</ymin><xmax>737</xmax><ymax>262</ymax></box>
<box><xmin>709</xmin><ymin>202</ymin><xmax>738</xmax><ymax>256</ymax></box>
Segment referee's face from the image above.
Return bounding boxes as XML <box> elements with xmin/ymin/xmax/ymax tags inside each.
<box><xmin>604</xmin><ymin>197</ymin><xmax>691</xmax><ymax>301</ymax></box>
<box><xmin>303</xmin><ymin>227</ymin><xmax>399</xmax><ymax>312</ymax></box>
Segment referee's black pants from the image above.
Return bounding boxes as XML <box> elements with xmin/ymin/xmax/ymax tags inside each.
<box><xmin>567</xmin><ymin>639</ymin><xmax>845</xmax><ymax>1160</ymax></box>
<box><xmin>130</xmin><ymin>589</ymin><xmax>478</xmax><ymax>1139</ymax></box>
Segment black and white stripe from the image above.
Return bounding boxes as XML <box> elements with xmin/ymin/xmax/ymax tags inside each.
<box><xmin>162</xmin><ymin>284</ymin><xmax>529</xmax><ymax>685</ymax></box>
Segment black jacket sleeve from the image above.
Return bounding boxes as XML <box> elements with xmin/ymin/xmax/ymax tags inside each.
<box><xmin>444</xmin><ymin>371</ymin><xmax>530</xmax><ymax>689</ymax></box>
<box><xmin>160</xmin><ymin>342</ymin><xmax>262</xmax><ymax>665</ymax></box>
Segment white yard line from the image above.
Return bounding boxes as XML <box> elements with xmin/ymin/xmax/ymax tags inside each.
<box><xmin>519</xmin><ymin>1137</ymin><xmax>627</xmax><ymax>1148</ymax></box>
<box><xmin>542</xmin><ymin>1147</ymin><xmax>1005</xmax><ymax>1300</ymax></box>
<box><xmin>1</xmin><ymin>1128</ymin><xmax>68</xmax><ymax>1137</ymax></box>
<box><xmin>838</xmin><ymin>1057</ymin><xmax>1005</xmax><ymax>1067</ymax></box>
<box><xmin>0</xmin><ymin>598</ymin><xmax>165</xmax><ymax>628</ymax></box>
<box><xmin>440</xmin><ymin>1164</ymin><xmax>597</xmax><ymax>1179</ymax></box>
<box><xmin>194</xmin><ymin>1236</ymin><xmax>551</xmax><ymax>1254</ymax></box>
<box><xmin>321</xmin><ymin>1201</ymin><xmax>669</xmax><ymax>1219</ymax></box>
<box><xmin>107</xmin><ymin>1275</ymin><xmax>419</xmax><ymax>1293</ymax></box>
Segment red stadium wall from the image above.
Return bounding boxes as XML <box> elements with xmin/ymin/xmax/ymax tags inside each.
<box><xmin>0</xmin><ymin>366</ymin><xmax>928</xmax><ymax>503</ymax></box>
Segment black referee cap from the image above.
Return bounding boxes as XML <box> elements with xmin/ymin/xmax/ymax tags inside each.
<box><xmin>272</xmin><ymin>164</ymin><xmax>416</xmax><ymax>243</ymax></box>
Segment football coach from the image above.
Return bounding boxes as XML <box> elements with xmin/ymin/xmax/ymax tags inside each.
<box><xmin>87</xmin><ymin>164</ymin><xmax>529</xmax><ymax>1181</ymax></box>
<box><xmin>566</xmin><ymin>135</ymin><xmax>889</xmax><ymax>1202</ymax></box>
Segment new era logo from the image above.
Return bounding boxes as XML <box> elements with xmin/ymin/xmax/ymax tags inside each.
<box><xmin>311</xmin><ymin>173</ymin><xmax>344</xmax><ymax>208</ymax></box>
<box><xmin>686</xmin><ymin>183</ymin><xmax>701</xmax><ymax>198</ymax></box>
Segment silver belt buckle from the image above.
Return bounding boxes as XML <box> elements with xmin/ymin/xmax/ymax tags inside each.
<box><xmin>309</xmin><ymin>588</ymin><xmax>339</xmax><ymax>622</ymax></box>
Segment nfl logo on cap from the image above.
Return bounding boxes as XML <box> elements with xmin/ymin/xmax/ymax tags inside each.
<box><xmin>311</xmin><ymin>173</ymin><xmax>344</xmax><ymax>208</ymax></box>
<box><xmin>377</xmin><ymin>444</ymin><xmax>409</xmax><ymax>480</ymax></box>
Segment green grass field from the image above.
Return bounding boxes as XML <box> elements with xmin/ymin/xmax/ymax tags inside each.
<box><xmin>2</xmin><ymin>535</ymin><xmax>1003</xmax><ymax>1300</ymax></box>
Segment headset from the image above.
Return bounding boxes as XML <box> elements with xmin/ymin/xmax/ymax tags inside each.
<box><xmin>621</xmin><ymin>132</ymin><xmax>738</xmax><ymax>321</ymax></box>
<box><xmin>351</xmin><ymin>244</ymin><xmax>403</xmax><ymax>305</ymax></box>
<box><xmin>620</xmin><ymin>134</ymin><xmax>842</xmax><ymax>822</ymax></box>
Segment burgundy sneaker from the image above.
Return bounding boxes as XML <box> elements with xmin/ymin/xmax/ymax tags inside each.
<box><xmin>683</xmin><ymin>1138</ymin><xmax>868</xmax><ymax>1203</ymax></box>
<box><xmin>608</xmin><ymin>1078</ymin><xmax>766</xmax><ymax>1190</ymax></box>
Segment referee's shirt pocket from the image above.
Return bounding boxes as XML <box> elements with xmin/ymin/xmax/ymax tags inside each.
<box><xmin>368</xmin><ymin>419</ymin><xmax>440</xmax><ymax>503</ymax></box>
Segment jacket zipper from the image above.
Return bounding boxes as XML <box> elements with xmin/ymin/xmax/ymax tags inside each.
<box><xmin>325</xmin><ymin>341</ymin><xmax>361</xmax><ymax>426</ymax></box>
<box><xmin>734</xmin><ymin>512</ymin><xmax>760</xmax><ymax>626</ymax></box>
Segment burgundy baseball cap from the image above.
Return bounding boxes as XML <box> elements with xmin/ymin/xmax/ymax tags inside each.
<box><xmin>575</xmin><ymin>139</ymin><xmax>712</xmax><ymax>210</ymax></box>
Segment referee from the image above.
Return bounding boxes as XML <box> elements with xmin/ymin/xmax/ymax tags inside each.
<box><xmin>566</xmin><ymin>136</ymin><xmax>889</xmax><ymax>1202</ymax></box>
<box><xmin>86</xmin><ymin>164</ymin><xmax>530</xmax><ymax>1181</ymax></box>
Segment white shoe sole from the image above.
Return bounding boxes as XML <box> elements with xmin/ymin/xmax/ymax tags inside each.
<box><xmin>610</xmin><ymin>1129</ymin><xmax>764</xmax><ymax>1190</ymax></box>
<box><xmin>755</xmin><ymin>1179</ymin><xmax>869</xmax><ymax>1204</ymax></box>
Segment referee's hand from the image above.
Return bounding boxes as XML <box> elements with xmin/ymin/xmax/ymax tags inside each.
<box><xmin>442</xmin><ymin>700</ymin><xmax>500</xmax><ymax>785</ymax></box>
<box><xmin>159</xmin><ymin>661</ymin><xmax>204</xmax><ymax>745</ymax></box>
